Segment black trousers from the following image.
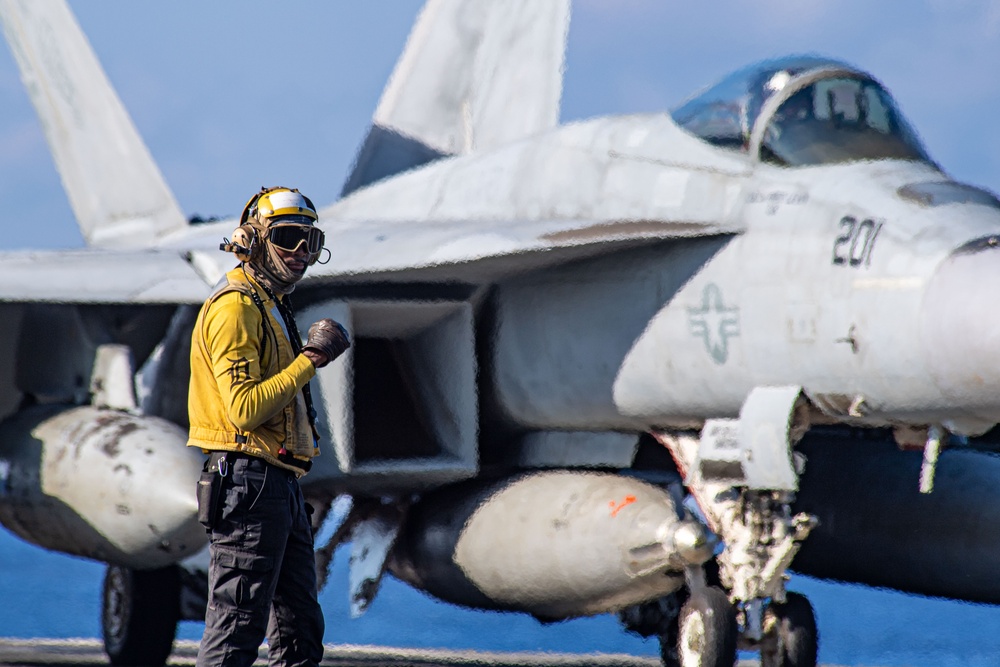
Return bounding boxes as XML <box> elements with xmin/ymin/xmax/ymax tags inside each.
<box><xmin>197</xmin><ymin>455</ymin><xmax>324</xmax><ymax>667</ymax></box>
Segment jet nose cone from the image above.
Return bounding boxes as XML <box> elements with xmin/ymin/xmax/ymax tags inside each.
<box><xmin>921</xmin><ymin>237</ymin><xmax>1000</xmax><ymax>428</ymax></box>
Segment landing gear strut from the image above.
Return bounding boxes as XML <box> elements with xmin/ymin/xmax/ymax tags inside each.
<box><xmin>102</xmin><ymin>564</ymin><xmax>180</xmax><ymax>667</ymax></box>
<box><xmin>653</xmin><ymin>386</ymin><xmax>820</xmax><ymax>667</ymax></box>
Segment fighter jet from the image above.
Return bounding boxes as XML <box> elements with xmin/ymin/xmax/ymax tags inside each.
<box><xmin>1</xmin><ymin>2</ymin><xmax>999</xmax><ymax>667</ymax></box>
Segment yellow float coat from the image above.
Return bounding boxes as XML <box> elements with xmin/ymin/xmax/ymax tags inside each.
<box><xmin>187</xmin><ymin>267</ymin><xmax>318</xmax><ymax>476</ymax></box>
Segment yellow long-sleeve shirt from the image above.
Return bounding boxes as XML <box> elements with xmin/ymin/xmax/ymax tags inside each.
<box><xmin>187</xmin><ymin>267</ymin><xmax>318</xmax><ymax>475</ymax></box>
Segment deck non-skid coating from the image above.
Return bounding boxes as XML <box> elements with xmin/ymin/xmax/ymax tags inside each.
<box><xmin>0</xmin><ymin>638</ymin><xmax>825</xmax><ymax>667</ymax></box>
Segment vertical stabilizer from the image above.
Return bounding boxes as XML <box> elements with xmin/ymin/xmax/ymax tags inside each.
<box><xmin>341</xmin><ymin>0</ymin><xmax>570</xmax><ymax>196</ymax></box>
<box><xmin>0</xmin><ymin>0</ymin><xmax>186</xmax><ymax>247</ymax></box>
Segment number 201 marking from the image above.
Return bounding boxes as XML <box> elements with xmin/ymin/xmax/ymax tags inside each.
<box><xmin>833</xmin><ymin>216</ymin><xmax>882</xmax><ymax>267</ymax></box>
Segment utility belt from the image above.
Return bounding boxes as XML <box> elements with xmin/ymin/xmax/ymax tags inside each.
<box><xmin>205</xmin><ymin>450</ymin><xmax>252</xmax><ymax>475</ymax></box>
<box><xmin>196</xmin><ymin>443</ymin><xmax>311</xmax><ymax>532</ymax></box>
<box><xmin>228</xmin><ymin>434</ymin><xmax>314</xmax><ymax>474</ymax></box>
<box><xmin>204</xmin><ymin>448</ymin><xmax>311</xmax><ymax>476</ymax></box>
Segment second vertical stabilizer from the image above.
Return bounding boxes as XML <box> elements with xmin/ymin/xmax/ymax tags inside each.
<box><xmin>0</xmin><ymin>0</ymin><xmax>186</xmax><ymax>247</ymax></box>
<box><xmin>341</xmin><ymin>0</ymin><xmax>570</xmax><ymax>196</ymax></box>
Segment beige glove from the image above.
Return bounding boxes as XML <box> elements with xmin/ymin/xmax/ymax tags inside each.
<box><xmin>303</xmin><ymin>319</ymin><xmax>351</xmax><ymax>368</ymax></box>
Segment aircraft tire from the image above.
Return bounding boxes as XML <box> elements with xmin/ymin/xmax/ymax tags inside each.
<box><xmin>673</xmin><ymin>586</ymin><xmax>737</xmax><ymax>667</ymax></box>
<box><xmin>102</xmin><ymin>564</ymin><xmax>180</xmax><ymax>667</ymax></box>
<box><xmin>655</xmin><ymin>598</ymin><xmax>682</xmax><ymax>667</ymax></box>
<box><xmin>760</xmin><ymin>592</ymin><xmax>818</xmax><ymax>667</ymax></box>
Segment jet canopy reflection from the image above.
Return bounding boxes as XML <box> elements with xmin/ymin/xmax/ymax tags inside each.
<box><xmin>672</xmin><ymin>55</ymin><xmax>932</xmax><ymax>167</ymax></box>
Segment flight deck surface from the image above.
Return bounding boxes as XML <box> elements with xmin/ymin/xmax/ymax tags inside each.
<box><xmin>0</xmin><ymin>639</ymin><xmax>836</xmax><ymax>667</ymax></box>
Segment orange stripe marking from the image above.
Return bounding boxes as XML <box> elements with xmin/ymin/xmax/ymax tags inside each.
<box><xmin>609</xmin><ymin>495</ymin><xmax>637</xmax><ymax>517</ymax></box>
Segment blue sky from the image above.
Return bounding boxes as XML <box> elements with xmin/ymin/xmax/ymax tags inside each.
<box><xmin>0</xmin><ymin>1</ymin><xmax>998</xmax><ymax>249</ymax></box>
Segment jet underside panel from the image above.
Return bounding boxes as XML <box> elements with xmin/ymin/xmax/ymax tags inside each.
<box><xmin>792</xmin><ymin>430</ymin><xmax>1000</xmax><ymax>604</ymax></box>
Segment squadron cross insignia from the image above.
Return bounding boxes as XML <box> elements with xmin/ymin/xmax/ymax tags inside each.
<box><xmin>687</xmin><ymin>283</ymin><xmax>740</xmax><ymax>364</ymax></box>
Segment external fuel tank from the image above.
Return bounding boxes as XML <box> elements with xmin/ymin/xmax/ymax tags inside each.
<box><xmin>388</xmin><ymin>470</ymin><xmax>711</xmax><ymax>619</ymax></box>
<box><xmin>0</xmin><ymin>404</ymin><xmax>206</xmax><ymax>569</ymax></box>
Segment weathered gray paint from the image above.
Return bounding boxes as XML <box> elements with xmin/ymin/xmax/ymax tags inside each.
<box><xmin>2</xmin><ymin>0</ymin><xmax>1000</xmax><ymax>657</ymax></box>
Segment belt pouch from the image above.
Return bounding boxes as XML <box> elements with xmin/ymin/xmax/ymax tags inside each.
<box><xmin>196</xmin><ymin>470</ymin><xmax>221</xmax><ymax>530</ymax></box>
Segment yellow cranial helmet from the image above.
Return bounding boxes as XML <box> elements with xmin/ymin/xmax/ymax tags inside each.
<box><xmin>224</xmin><ymin>187</ymin><xmax>323</xmax><ymax>268</ymax></box>
<box><xmin>240</xmin><ymin>186</ymin><xmax>318</xmax><ymax>227</ymax></box>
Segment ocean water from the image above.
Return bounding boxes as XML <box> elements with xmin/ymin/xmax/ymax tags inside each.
<box><xmin>2</xmin><ymin>526</ymin><xmax>999</xmax><ymax>667</ymax></box>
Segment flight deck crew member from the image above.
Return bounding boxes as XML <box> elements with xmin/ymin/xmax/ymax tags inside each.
<box><xmin>188</xmin><ymin>186</ymin><xmax>350</xmax><ymax>667</ymax></box>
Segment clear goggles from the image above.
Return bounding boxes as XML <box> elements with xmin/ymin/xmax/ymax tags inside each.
<box><xmin>268</xmin><ymin>224</ymin><xmax>325</xmax><ymax>254</ymax></box>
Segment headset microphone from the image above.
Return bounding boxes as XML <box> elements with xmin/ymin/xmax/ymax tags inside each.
<box><xmin>220</xmin><ymin>225</ymin><xmax>257</xmax><ymax>262</ymax></box>
<box><xmin>219</xmin><ymin>239</ymin><xmax>249</xmax><ymax>254</ymax></box>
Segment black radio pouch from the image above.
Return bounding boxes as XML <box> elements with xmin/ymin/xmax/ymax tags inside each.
<box><xmin>196</xmin><ymin>469</ymin><xmax>221</xmax><ymax>531</ymax></box>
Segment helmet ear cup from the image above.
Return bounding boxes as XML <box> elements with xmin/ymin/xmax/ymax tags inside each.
<box><xmin>229</xmin><ymin>225</ymin><xmax>258</xmax><ymax>262</ymax></box>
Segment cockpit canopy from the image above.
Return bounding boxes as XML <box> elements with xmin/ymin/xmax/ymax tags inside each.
<box><xmin>671</xmin><ymin>56</ymin><xmax>932</xmax><ymax>167</ymax></box>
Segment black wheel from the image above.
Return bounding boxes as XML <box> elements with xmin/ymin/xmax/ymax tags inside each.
<box><xmin>102</xmin><ymin>564</ymin><xmax>180</xmax><ymax>667</ymax></box>
<box><xmin>760</xmin><ymin>592</ymin><xmax>818</xmax><ymax>667</ymax></box>
<box><xmin>653</xmin><ymin>590</ymin><xmax>687</xmax><ymax>667</ymax></box>
<box><xmin>659</xmin><ymin>616</ymin><xmax>681</xmax><ymax>667</ymax></box>
<box><xmin>670</xmin><ymin>586</ymin><xmax>737</xmax><ymax>667</ymax></box>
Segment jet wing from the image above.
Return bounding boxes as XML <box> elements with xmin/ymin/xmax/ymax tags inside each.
<box><xmin>304</xmin><ymin>215</ymin><xmax>747</xmax><ymax>284</ymax></box>
<box><xmin>0</xmin><ymin>249</ymin><xmax>211</xmax><ymax>304</ymax></box>
<box><xmin>0</xmin><ymin>212</ymin><xmax>744</xmax><ymax>305</ymax></box>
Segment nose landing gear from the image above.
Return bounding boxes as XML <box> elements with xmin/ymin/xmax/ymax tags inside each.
<box><xmin>650</xmin><ymin>386</ymin><xmax>819</xmax><ymax>667</ymax></box>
